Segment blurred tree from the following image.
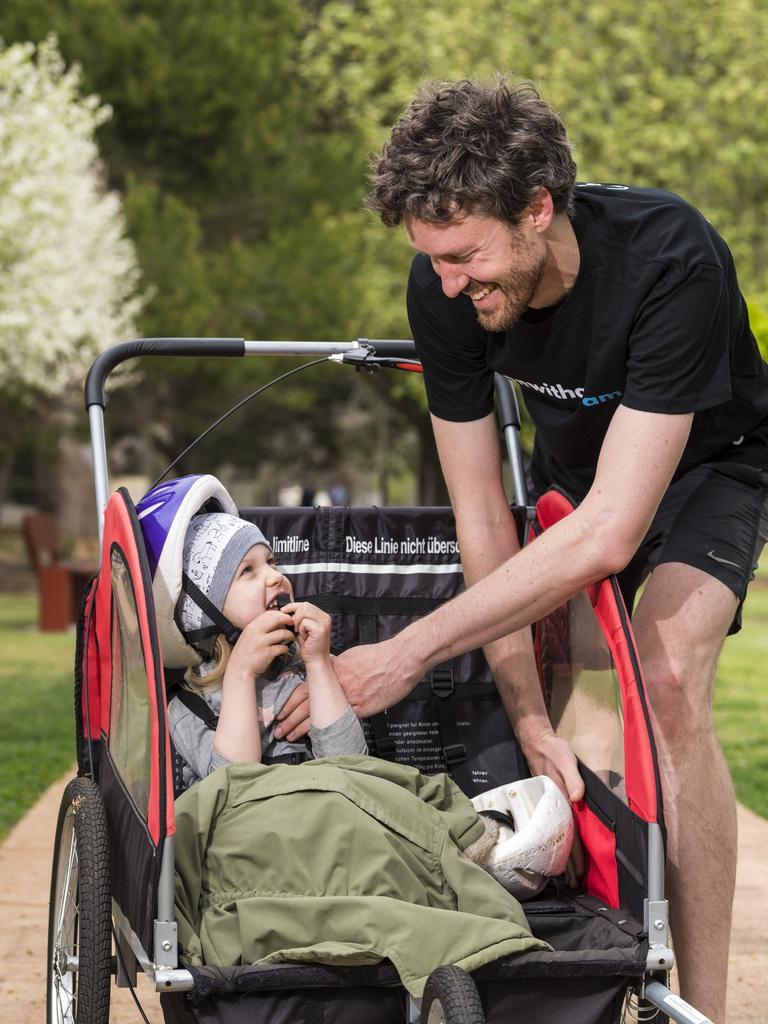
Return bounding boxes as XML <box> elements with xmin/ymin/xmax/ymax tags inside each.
<box><xmin>301</xmin><ymin>0</ymin><xmax>768</xmax><ymax>465</ymax></box>
<box><xmin>2</xmin><ymin>0</ymin><xmax>766</xmax><ymax>505</ymax></box>
<box><xmin>0</xmin><ymin>0</ymin><xmax>428</xmax><ymax>503</ymax></box>
<box><xmin>0</xmin><ymin>36</ymin><xmax>142</xmax><ymax>512</ymax></box>
<box><xmin>302</xmin><ymin>0</ymin><xmax>768</xmax><ymax>291</ymax></box>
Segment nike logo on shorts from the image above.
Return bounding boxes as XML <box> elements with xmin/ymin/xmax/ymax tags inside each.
<box><xmin>707</xmin><ymin>550</ymin><xmax>742</xmax><ymax>570</ymax></box>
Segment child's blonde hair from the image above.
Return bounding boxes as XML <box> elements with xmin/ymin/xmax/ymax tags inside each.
<box><xmin>183</xmin><ymin>635</ymin><xmax>232</xmax><ymax>691</ymax></box>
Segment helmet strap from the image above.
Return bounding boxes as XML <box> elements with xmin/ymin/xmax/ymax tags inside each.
<box><xmin>478</xmin><ymin>808</ymin><xmax>518</xmax><ymax>832</ymax></box>
<box><xmin>180</xmin><ymin>572</ymin><xmax>242</xmax><ymax>649</ymax></box>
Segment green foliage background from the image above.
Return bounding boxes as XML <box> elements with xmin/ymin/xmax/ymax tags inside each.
<box><xmin>1</xmin><ymin>0</ymin><xmax>767</xmax><ymax>498</ymax></box>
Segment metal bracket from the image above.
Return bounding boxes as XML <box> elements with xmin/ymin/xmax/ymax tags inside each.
<box><xmin>645</xmin><ymin>898</ymin><xmax>669</xmax><ymax>944</ymax></box>
<box><xmin>153</xmin><ymin>920</ymin><xmax>178</xmax><ymax>969</ymax></box>
<box><xmin>154</xmin><ymin>968</ymin><xmax>195</xmax><ymax>993</ymax></box>
<box><xmin>406</xmin><ymin>995</ymin><xmax>422</xmax><ymax>1023</ymax></box>
<box><xmin>334</xmin><ymin>342</ymin><xmax>378</xmax><ymax>373</ymax></box>
<box><xmin>645</xmin><ymin>898</ymin><xmax>674</xmax><ymax>970</ymax></box>
<box><xmin>646</xmin><ymin>943</ymin><xmax>674</xmax><ymax>971</ymax></box>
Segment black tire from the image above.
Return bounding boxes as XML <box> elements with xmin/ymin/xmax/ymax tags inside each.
<box><xmin>421</xmin><ymin>965</ymin><xmax>485</xmax><ymax>1024</ymax></box>
<box><xmin>47</xmin><ymin>777</ymin><xmax>113</xmax><ymax>1024</ymax></box>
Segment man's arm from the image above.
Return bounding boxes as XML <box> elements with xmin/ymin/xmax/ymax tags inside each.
<box><xmin>334</xmin><ymin>404</ymin><xmax>693</xmax><ymax>714</ymax></box>
<box><xmin>428</xmin><ymin>412</ymin><xmax>585</xmax><ymax>801</ymax></box>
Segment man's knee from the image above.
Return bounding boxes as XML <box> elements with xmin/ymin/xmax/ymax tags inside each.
<box><xmin>642</xmin><ymin>650</ymin><xmax>716</xmax><ymax>745</ymax></box>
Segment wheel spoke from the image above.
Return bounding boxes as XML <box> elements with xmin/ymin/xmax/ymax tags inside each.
<box><xmin>50</xmin><ymin>819</ymin><xmax>79</xmax><ymax>1024</ymax></box>
<box><xmin>53</xmin><ymin>971</ymin><xmax>75</xmax><ymax>1024</ymax></box>
<box><xmin>55</xmin><ymin>829</ymin><xmax>78</xmax><ymax>943</ymax></box>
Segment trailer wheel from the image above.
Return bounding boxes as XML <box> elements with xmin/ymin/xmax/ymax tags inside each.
<box><xmin>47</xmin><ymin>777</ymin><xmax>112</xmax><ymax>1024</ymax></box>
<box><xmin>421</xmin><ymin>965</ymin><xmax>485</xmax><ymax>1024</ymax></box>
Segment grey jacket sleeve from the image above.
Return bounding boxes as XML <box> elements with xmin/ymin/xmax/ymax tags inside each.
<box><xmin>168</xmin><ymin>695</ymin><xmax>230</xmax><ymax>787</ymax></box>
<box><xmin>309</xmin><ymin>705</ymin><xmax>368</xmax><ymax>758</ymax></box>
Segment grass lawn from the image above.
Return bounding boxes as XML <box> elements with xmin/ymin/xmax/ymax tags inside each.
<box><xmin>0</xmin><ymin>594</ymin><xmax>76</xmax><ymax>840</ymax></box>
<box><xmin>714</xmin><ymin>574</ymin><xmax>768</xmax><ymax>819</ymax></box>
<box><xmin>0</xmin><ymin>568</ymin><xmax>766</xmax><ymax>841</ymax></box>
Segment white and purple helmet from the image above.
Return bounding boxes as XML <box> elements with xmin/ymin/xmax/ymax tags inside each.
<box><xmin>136</xmin><ymin>474</ymin><xmax>239</xmax><ymax>668</ymax></box>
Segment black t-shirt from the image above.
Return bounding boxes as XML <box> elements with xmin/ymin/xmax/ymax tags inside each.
<box><xmin>408</xmin><ymin>184</ymin><xmax>768</xmax><ymax>499</ymax></box>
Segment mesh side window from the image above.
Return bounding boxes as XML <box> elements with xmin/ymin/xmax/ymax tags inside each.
<box><xmin>537</xmin><ymin>591</ymin><xmax>627</xmax><ymax>804</ymax></box>
<box><xmin>108</xmin><ymin>547</ymin><xmax>152</xmax><ymax>818</ymax></box>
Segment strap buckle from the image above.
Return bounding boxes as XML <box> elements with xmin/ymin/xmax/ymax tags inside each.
<box><xmin>442</xmin><ymin>743</ymin><xmax>467</xmax><ymax>767</ymax></box>
<box><xmin>374</xmin><ymin>736</ymin><xmax>397</xmax><ymax>759</ymax></box>
<box><xmin>431</xmin><ymin>666</ymin><xmax>454</xmax><ymax>699</ymax></box>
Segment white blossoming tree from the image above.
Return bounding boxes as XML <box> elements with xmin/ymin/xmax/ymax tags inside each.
<box><xmin>0</xmin><ymin>36</ymin><xmax>142</xmax><ymax>509</ymax></box>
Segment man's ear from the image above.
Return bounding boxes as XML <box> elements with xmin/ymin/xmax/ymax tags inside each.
<box><xmin>527</xmin><ymin>188</ymin><xmax>554</xmax><ymax>233</ymax></box>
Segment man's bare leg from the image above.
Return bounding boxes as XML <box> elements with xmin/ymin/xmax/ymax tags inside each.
<box><xmin>631</xmin><ymin>563</ymin><xmax>738</xmax><ymax>1024</ymax></box>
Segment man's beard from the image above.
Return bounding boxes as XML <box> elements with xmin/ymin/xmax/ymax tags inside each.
<box><xmin>471</xmin><ymin>250</ymin><xmax>547</xmax><ymax>333</ymax></box>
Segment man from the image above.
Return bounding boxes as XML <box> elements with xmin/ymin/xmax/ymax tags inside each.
<box><xmin>276</xmin><ymin>79</ymin><xmax>768</xmax><ymax>1021</ymax></box>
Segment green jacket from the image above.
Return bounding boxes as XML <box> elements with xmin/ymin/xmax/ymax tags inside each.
<box><xmin>173</xmin><ymin>756</ymin><xmax>550</xmax><ymax>996</ymax></box>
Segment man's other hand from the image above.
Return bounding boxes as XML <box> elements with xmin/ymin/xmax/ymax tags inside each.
<box><xmin>274</xmin><ymin>682</ymin><xmax>309</xmax><ymax>741</ymax></box>
<box><xmin>523</xmin><ymin>731</ymin><xmax>585</xmax><ymax>803</ymax></box>
<box><xmin>522</xmin><ymin>730</ymin><xmax>586</xmax><ymax>886</ymax></box>
<box><xmin>333</xmin><ymin>641</ymin><xmax>417</xmax><ymax>718</ymax></box>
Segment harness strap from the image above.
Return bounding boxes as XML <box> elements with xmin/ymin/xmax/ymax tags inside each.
<box><xmin>171</xmin><ymin>741</ymin><xmax>187</xmax><ymax>800</ymax></box>
<box><xmin>181</xmin><ymin>572</ymin><xmax>242</xmax><ymax>647</ymax></box>
<box><xmin>175</xmin><ymin>688</ymin><xmax>219</xmax><ymax>730</ymax></box>
<box><xmin>358</xmin><ymin>616</ymin><xmax>397</xmax><ymax>760</ymax></box>
<box><xmin>430</xmin><ymin>663</ymin><xmax>473</xmax><ymax>788</ymax></box>
<box><xmin>263</xmin><ymin>751</ymin><xmax>311</xmax><ymax>766</ymax></box>
<box><xmin>479</xmin><ymin>808</ymin><xmax>518</xmax><ymax>832</ymax></box>
<box><xmin>407</xmin><ymin>679</ymin><xmax>499</xmax><ymax>700</ymax></box>
<box><xmin>174</xmin><ymin>689</ymin><xmax>311</xmax><ymax>763</ymax></box>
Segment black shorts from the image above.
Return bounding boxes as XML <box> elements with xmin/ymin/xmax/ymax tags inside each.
<box><xmin>616</xmin><ymin>463</ymin><xmax>768</xmax><ymax>635</ymax></box>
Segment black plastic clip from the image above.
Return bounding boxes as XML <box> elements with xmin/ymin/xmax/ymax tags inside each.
<box><xmin>374</xmin><ymin>736</ymin><xmax>397</xmax><ymax>759</ymax></box>
<box><xmin>442</xmin><ymin>743</ymin><xmax>467</xmax><ymax>766</ymax></box>
<box><xmin>431</xmin><ymin>666</ymin><xmax>454</xmax><ymax>699</ymax></box>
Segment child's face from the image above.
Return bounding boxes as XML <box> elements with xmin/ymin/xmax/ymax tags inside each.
<box><xmin>222</xmin><ymin>544</ymin><xmax>293</xmax><ymax>629</ymax></box>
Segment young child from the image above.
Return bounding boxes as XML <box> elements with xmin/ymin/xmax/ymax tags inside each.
<box><xmin>168</xmin><ymin>511</ymin><xmax>367</xmax><ymax>792</ymax></box>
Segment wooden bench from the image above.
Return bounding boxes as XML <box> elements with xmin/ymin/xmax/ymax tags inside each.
<box><xmin>21</xmin><ymin>514</ymin><xmax>97</xmax><ymax>631</ymax></box>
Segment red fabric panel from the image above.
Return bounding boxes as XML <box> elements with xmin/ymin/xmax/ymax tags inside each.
<box><xmin>535</xmin><ymin>489</ymin><xmax>577</xmax><ymax>530</ymax></box>
<box><xmin>534</xmin><ymin>490</ymin><xmax>660</xmax><ymax>824</ymax></box>
<box><xmin>572</xmin><ymin>800</ymin><xmax>620</xmax><ymax>908</ymax></box>
<box><xmin>80</xmin><ymin>578</ymin><xmax>101</xmax><ymax>740</ymax></box>
<box><xmin>591</xmin><ymin>588</ymin><xmax>658</xmax><ymax>823</ymax></box>
<box><xmin>93</xmin><ymin>493</ymin><xmax>175</xmax><ymax>842</ymax></box>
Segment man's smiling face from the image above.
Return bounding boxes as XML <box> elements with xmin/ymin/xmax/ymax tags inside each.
<box><xmin>406</xmin><ymin>211</ymin><xmax>548</xmax><ymax>332</ymax></box>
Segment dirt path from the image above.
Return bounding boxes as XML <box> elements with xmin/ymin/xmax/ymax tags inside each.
<box><xmin>1</xmin><ymin>773</ymin><xmax>766</xmax><ymax>1023</ymax></box>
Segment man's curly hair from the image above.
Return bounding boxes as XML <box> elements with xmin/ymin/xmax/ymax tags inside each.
<box><xmin>365</xmin><ymin>78</ymin><xmax>576</xmax><ymax>227</ymax></box>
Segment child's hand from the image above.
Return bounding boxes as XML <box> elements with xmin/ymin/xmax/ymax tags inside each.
<box><xmin>283</xmin><ymin>602</ymin><xmax>332</xmax><ymax>666</ymax></box>
<box><xmin>226</xmin><ymin>610</ymin><xmax>295</xmax><ymax>681</ymax></box>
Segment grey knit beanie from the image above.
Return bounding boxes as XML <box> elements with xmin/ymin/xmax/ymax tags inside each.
<box><xmin>177</xmin><ymin>513</ymin><xmax>270</xmax><ymax>649</ymax></box>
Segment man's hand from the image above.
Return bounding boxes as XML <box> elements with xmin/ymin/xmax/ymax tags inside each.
<box><xmin>275</xmin><ymin>636</ymin><xmax>418</xmax><ymax>739</ymax></box>
<box><xmin>274</xmin><ymin>682</ymin><xmax>309</xmax><ymax>741</ymax></box>
<box><xmin>332</xmin><ymin>640</ymin><xmax>418</xmax><ymax>718</ymax></box>
<box><xmin>520</xmin><ymin>730</ymin><xmax>584</xmax><ymax>803</ymax></box>
<box><xmin>520</xmin><ymin>729</ymin><xmax>586</xmax><ymax>887</ymax></box>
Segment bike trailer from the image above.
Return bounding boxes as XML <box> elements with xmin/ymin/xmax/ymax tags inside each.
<box><xmin>47</xmin><ymin>338</ymin><xmax>705</xmax><ymax>1024</ymax></box>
